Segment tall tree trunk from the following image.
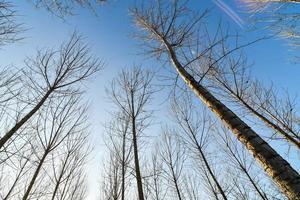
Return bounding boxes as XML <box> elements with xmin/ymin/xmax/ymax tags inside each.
<box><xmin>194</xmin><ymin>138</ymin><xmax>227</xmax><ymax>199</ymax></box>
<box><xmin>184</xmin><ymin>119</ymin><xmax>227</xmax><ymax>199</ymax></box>
<box><xmin>243</xmin><ymin>166</ymin><xmax>269</xmax><ymax>200</ymax></box>
<box><xmin>121</xmin><ymin>134</ymin><xmax>126</xmax><ymax>200</ymax></box>
<box><xmin>0</xmin><ymin>89</ymin><xmax>53</xmax><ymax>149</ymax></box>
<box><xmin>131</xmin><ymin>91</ymin><xmax>145</xmax><ymax>200</ymax></box>
<box><xmin>169</xmin><ymin>165</ymin><xmax>183</xmax><ymax>200</ymax></box>
<box><xmin>204</xmin><ymin>170</ymin><xmax>220</xmax><ymax>200</ymax></box>
<box><xmin>22</xmin><ymin>150</ymin><xmax>49</xmax><ymax>200</ymax></box>
<box><xmin>162</xmin><ymin>39</ymin><xmax>300</xmax><ymax>199</ymax></box>
<box><xmin>3</xmin><ymin>159</ymin><xmax>29</xmax><ymax>200</ymax></box>
<box><xmin>51</xmin><ymin>153</ymin><xmax>70</xmax><ymax>200</ymax></box>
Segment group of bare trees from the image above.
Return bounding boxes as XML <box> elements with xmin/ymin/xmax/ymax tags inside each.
<box><xmin>131</xmin><ymin>0</ymin><xmax>300</xmax><ymax>198</ymax></box>
<box><xmin>100</xmin><ymin>0</ymin><xmax>300</xmax><ymax>200</ymax></box>
<box><xmin>0</xmin><ymin>1</ymin><xmax>102</xmax><ymax>197</ymax></box>
<box><xmin>0</xmin><ymin>1</ymin><xmax>23</xmax><ymax>46</ymax></box>
<box><xmin>0</xmin><ymin>35</ymin><xmax>101</xmax><ymax>199</ymax></box>
<box><xmin>30</xmin><ymin>0</ymin><xmax>108</xmax><ymax>17</ymax></box>
<box><xmin>100</xmin><ymin>67</ymin><xmax>154</xmax><ymax>200</ymax></box>
<box><xmin>1</xmin><ymin>0</ymin><xmax>300</xmax><ymax>199</ymax></box>
<box><xmin>99</xmin><ymin>66</ymin><xmax>294</xmax><ymax>199</ymax></box>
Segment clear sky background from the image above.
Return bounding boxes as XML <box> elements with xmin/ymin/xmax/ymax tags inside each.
<box><xmin>0</xmin><ymin>0</ymin><xmax>299</xmax><ymax>199</ymax></box>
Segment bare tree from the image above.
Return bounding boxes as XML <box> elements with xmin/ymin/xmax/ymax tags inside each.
<box><xmin>0</xmin><ymin>33</ymin><xmax>102</xmax><ymax>152</ymax></box>
<box><xmin>0</xmin><ymin>1</ymin><xmax>23</xmax><ymax>46</ymax></box>
<box><xmin>49</xmin><ymin>121</ymin><xmax>90</xmax><ymax>200</ymax></box>
<box><xmin>102</xmin><ymin>112</ymin><xmax>133</xmax><ymax>200</ymax></box>
<box><xmin>29</xmin><ymin>0</ymin><xmax>108</xmax><ymax>17</ymax></box>
<box><xmin>183</xmin><ymin>175</ymin><xmax>201</xmax><ymax>200</ymax></box>
<box><xmin>142</xmin><ymin>147</ymin><xmax>166</xmax><ymax>200</ymax></box>
<box><xmin>240</xmin><ymin>0</ymin><xmax>300</xmax><ymax>46</ymax></box>
<box><xmin>21</xmin><ymin>95</ymin><xmax>88</xmax><ymax>200</ymax></box>
<box><xmin>0</xmin><ymin>148</ymin><xmax>31</xmax><ymax>200</ymax></box>
<box><xmin>131</xmin><ymin>0</ymin><xmax>300</xmax><ymax>198</ymax></box>
<box><xmin>107</xmin><ymin>66</ymin><xmax>154</xmax><ymax>200</ymax></box>
<box><xmin>206</xmin><ymin>53</ymin><xmax>300</xmax><ymax>149</ymax></box>
<box><xmin>0</xmin><ymin>68</ymin><xmax>21</xmax><ymax>146</ymax></box>
<box><xmin>160</xmin><ymin>130</ymin><xmax>186</xmax><ymax>200</ymax></box>
<box><xmin>171</xmin><ymin>93</ymin><xmax>227</xmax><ymax>200</ymax></box>
<box><xmin>100</xmin><ymin>150</ymin><xmax>123</xmax><ymax>200</ymax></box>
<box><xmin>216</xmin><ymin>126</ymin><xmax>273</xmax><ymax>200</ymax></box>
<box><xmin>249</xmin><ymin>82</ymin><xmax>300</xmax><ymax>147</ymax></box>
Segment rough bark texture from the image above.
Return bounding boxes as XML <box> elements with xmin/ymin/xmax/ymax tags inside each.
<box><xmin>163</xmin><ymin>40</ymin><xmax>300</xmax><ymax>200</ymax></box>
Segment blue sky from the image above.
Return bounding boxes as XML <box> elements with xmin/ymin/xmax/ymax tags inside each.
<box><xmin>1</xmin><ymin>0</ymin><xmax>299</xmax><ymax>199</ymax></box>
